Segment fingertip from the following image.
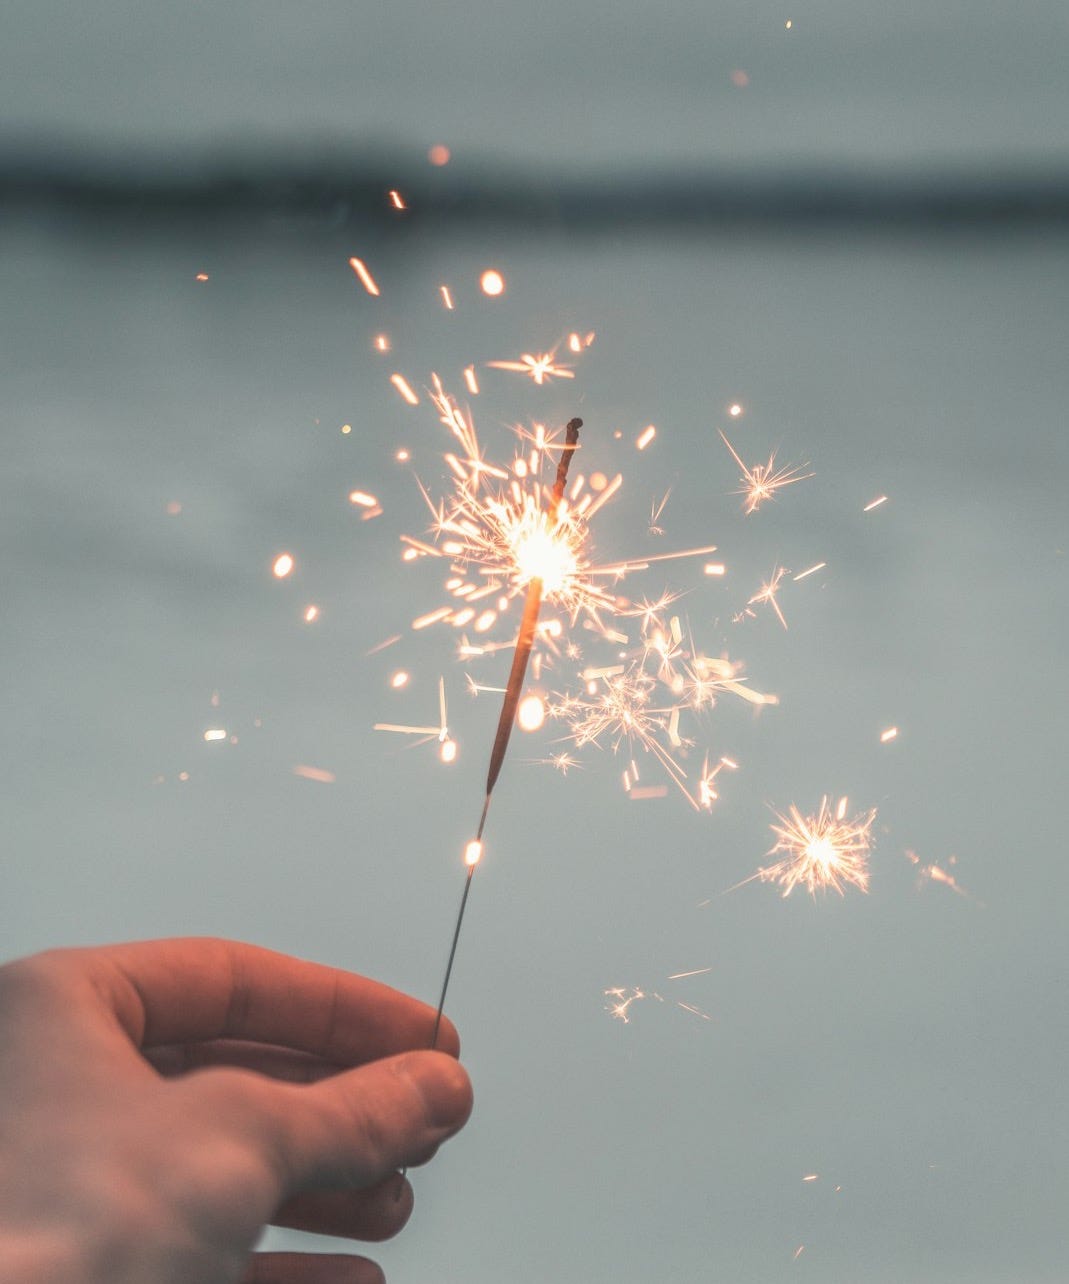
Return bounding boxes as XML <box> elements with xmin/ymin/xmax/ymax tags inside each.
<box><xmin>401</xmin><ymin>1049</ymin><xmax>473</xmax><ymax>1132</ymax></box>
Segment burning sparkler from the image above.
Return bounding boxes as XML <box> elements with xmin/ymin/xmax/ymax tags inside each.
<box><xmin>427</xmin><ymin>412</ymin><xmax>583</xmax><ymax>1043</ymax></box>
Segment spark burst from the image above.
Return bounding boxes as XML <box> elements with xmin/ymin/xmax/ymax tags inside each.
<box><xmin>487</xmin><ymin>349</ymin><xmax>575</xmax><ymax>385</ymax></box>
<box><xmin>390</xmin><ymin>378</ymin><xmax>765</xmax><ymax>807</ymax></box>
<box><xmin>751</xmin><ymin>796</ymin><xmax>877</xmax><ymax>897</ymax></box>
<box><xmin>719</xmin><ymin>431</ymin><xmax>813</xmax><ymax>514</ymax></box>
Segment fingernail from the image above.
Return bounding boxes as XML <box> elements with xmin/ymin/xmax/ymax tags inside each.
<box><xmin>404</xmin><ymin>1054</ymin><xmax>470</xmax><ymax>1129</ymax></box>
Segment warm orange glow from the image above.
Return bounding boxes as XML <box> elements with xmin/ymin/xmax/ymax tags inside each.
<box><xmin>348</xmin><ymin>257</ymin><xmax>380</xmax><ymax>296</ymax></box>
<box><xmin>864</xmin><ymin>495</ymin><xmax>889</xmax><ymax>512</ymax></box>
<box><xmin>272</xmin><ymin>553</ymin><xmax>294</xmax><ymax>578</ymax></box>
<box><xmin>341</xmin><ymin>423</ymin><xmax>352</xmax><ymax>434</ymax></box>
<box><xmin>480</xmin><ymin>269</ymin><xmax>505</xmax><ymax>297</ymax></box>
<box><xmin>203</xmin><ymin>729</ymin><xmax>227</xmax><ymax>742</ymax></box>
<box><xmin>428</xmin><ymin>144</ymin><xmax>451</xmax><ymax>166</ymax></box>
<box><xmin>704</xmin><ymin>562</ymin><xmax>726</xmax><ymax>576</ymax></box>
<box><xmin>517</xmin><ymin>694</ymin><xmax>546</xmax><ymax>732</ymax></box>
<box><xmin>440</xmin><ymin>285</ymin><xmax>455</xmax><ymax>310</ymax></box>
<box><xmin>463</xmin><ymin>365</ymin><xmax>479</xmax><ymax>394</ymax></box>
<box><xmin>440</xmin><ymin>737</ymin><xmax>458</xmax><ymax>764</ymax></box>
<box><xmin>390</xmin><ymin>373</ymin><xmax>420</xmax><ymax>406</ymax></box>
<box><xmin>374</xmin><ymin>334</ymin><xmax>391</xmax><ymax>353</ymax></box>
<box><xmin>388</xmin><ymin>189</ymin><xmax>406</xmax><ymax>210</ymax></box>
<box><xmin>728</xmin><ymin>403</ymin><xmax>743</xmax><ymax>417</ymax></box>
<box><xmin>303</xmin><ymin>605</ymin><xmax>320</xmax><ymax>623</ymax></box>
<box><xmin>731</xmin><ymin>69</ymin><xmax>750</xmax><ymax>87</ymax></box>
<box><xmin>513</xmin><ymin>524</ymin><xmax>578</xmax><ymax>595</ymax></box>
<box><xmin>880</xmin><ymin>726</ymin><xmax>898</xmax><ymax>743</ymax></box>
<box><xmin>390</xmin><ymin>671</ymin><xmax>410</xmax><ymax>689</ymax></box>
<box><xmin>636</xmin><ymin>424</ymin><xmax>657</xmax><ymax>451</ymax></box>
<box><xmin>195</xmin><ymin>272</ymin><xmax>209</xmax><ymax>282</ymax></box>
<box><xmin>349</xmin><ymin>490</ymin><xmax>378</xmax><ymax>508</ymax></box>
<box><xmin>464</xmin><ymin>839</ymin><xmax>483</xmax><ymax>866</ymax></box>
<box><xmin>165</xmin><ymin>501</ymin><xmax>182</xmax><ymax>516</ymax></box>
<box><xmin>292</xmin><ymin>764</ymin><xmax>336</xmax><ymax>784</ymax></box>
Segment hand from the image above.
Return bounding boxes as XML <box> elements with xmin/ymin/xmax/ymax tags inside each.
<box><xmin>0</xmin><ymin>937</ymin><xmax>472</xmax><ymax>1284</ymax></box>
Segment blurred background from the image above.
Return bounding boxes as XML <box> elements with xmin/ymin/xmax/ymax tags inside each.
<box><xmin>2</xmin><ymin>3</ymin><xmax>1068</xmax><ymax>1281</ymax></box>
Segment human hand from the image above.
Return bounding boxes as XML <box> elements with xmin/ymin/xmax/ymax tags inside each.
<box><xmin>0</xmin><ymin>937</ymin><xmax>471</xmax><ymax>1284</ymax></box>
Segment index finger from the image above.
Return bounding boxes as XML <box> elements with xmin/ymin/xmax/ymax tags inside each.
<box><xmin>72</xmin><ymin>937</ymin><xmax>459</xmax><ymax>1064</ymax></box>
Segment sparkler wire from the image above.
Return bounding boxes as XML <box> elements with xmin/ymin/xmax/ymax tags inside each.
<box><xmin>401</xmin><ymin>419</ymin><xmax>582</xmax><ymax>1193</ymax></box>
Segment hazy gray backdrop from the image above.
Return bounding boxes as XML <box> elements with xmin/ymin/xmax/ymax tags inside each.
<box><xmin>2</xmin><ymin>3</ymin><xmax>1068</xmax><ymax>1282</ymax></box>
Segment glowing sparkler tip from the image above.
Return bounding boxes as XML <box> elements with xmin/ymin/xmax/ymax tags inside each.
<box><xmin>464</xmin><ymin>840</ymin><xmax>483</xmax><ymax>867</ymax></box>
<box><xmin>272</xmin><ymin>553</ymin><xmax>294</xmax><ymax>579</ymax></box>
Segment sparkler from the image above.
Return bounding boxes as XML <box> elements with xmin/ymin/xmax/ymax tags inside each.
<box><xmin>428</xmin><ymin>415</ymin><xmax>583</xmax><ymax>1045</ymax></box>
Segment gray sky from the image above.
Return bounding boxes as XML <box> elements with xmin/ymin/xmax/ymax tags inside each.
<box><xmin>2</xmin><ymin>0</ymin><xmax>1069</xmax><ymax>171</ymax></box>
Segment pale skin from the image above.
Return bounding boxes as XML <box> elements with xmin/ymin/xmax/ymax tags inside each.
<box><xmin>0</xmin><ymin>937</ymin><xmax>473</xmax><ymax>1284</ymax></box>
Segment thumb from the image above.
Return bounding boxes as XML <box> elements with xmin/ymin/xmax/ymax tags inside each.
<box><xmin>204</xmin><ymin>1050</ymin><xmax>472</xmax><ymax>1200</ymax></box>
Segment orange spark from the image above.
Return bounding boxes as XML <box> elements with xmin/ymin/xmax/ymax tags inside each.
<box><xmin>488</xmin><ymin>350</ymin><xmax>574</xmax><ymax>385</ymax></box>
<box><xmin>636</xmin><ymin>424</ymin><xmax>657</xmax><ymax>451</ymax></box>
<box><xmin>480</xmin><ymin>270</ymin><xmax>505</xmax><ymax>297</ymax></box>
<box><xmin>348</xmin><ymin>257</ymin><xmax>380</xmax><ymax>296</ymax></box>
<box><xmin>272</xmin><ymin>553</ymin><xmax>294</xmax><ymax>579</ymax></box>
<box><xmin>793</xmin><ymin>562</ymin><xmax>826</xmax><ymax>581</ymax></box>
<box><xmin>292</xmin><ymin>765</ymin><xmax>336</xmax><ymax>784</ymax></box>
<box><xmin>390</xmin><ymin>373</ymin><xmax>420</xmax><ymax>406</ymax></box>
<box><xmin>906</xmin><ymin>849</ymin><xmax>970</xmax><ymax>898</ymax></box>
<box><xmin>748</xmin><ymin>565</ymin><xmax>790</xmax><ymax>629</ymax></box>
<box><xmin>517</xmin><ymin>693</ymin><xmax>546</xmax><ymax>731</ymax></box>
<box><xmin>720</xmin><ymin>432</ymin><xmax>813</xmax><ymax>514</ymax></box>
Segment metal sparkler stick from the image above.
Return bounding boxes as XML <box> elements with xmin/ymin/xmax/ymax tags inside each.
<box><xmin>429</xmin><ymin>416</ymin><xmax>582</xmax><ymax>1045</ymax></box>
